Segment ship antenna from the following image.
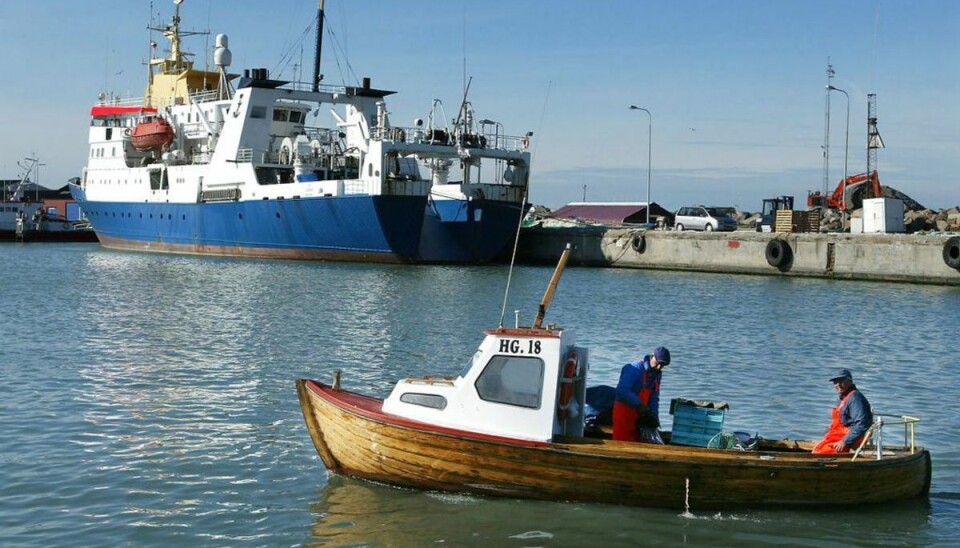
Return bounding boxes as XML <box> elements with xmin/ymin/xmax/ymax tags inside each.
<box><xmin>498</xmin><ymin>191</ymin><xmax>527</xmax><ymax>328</ymax></box>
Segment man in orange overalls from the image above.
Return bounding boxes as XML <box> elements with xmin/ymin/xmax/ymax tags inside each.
<box><xmin>812</xmin><ymin>368</ymin><xmax>873</xmax><ymax>454</ymax></box>
<box><xmin>612</xmin><ymin>346</ymin><xmax>670</xmax><ymax>442</ymax></box>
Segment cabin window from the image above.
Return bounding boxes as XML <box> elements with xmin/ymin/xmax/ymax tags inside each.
<box><xmin>273</xmin><ymin>108</ymin><xmax>287</xmax><ymax>122</ymax></box>
<box><xmin>399</xmin><ymin>393</ymin><xmax>447</xmax><ymax>410</ymax></box>
<box><xmin>250</xmin><ymin>106</ymin><xmax>267</xmax><ymax>119</ymax></box>
<box><xmin>290</xmin><ymin>110</ymin><xmax>304</xmax><ymax>124</ymax></box>
<box><xmin>475</xmin><ymin>355</ymin><xmax>543</xmax><ymax>409</ymax></box>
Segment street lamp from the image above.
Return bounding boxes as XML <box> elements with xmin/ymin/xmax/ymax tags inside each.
<box><xmin>827</xmin><ymin>85</ymin><xmax>849</xmax><ymax>227</ymax></box>
<box><xmin>629</xmin><ymin>105</ymin><xmax>652</xmax><ymax>225</ymax></box>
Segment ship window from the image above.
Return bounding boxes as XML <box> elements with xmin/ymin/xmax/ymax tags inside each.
<box><xmin>475</xmin><ymin>355</ymin><xmax>544</xmax><ymax>409</ymax></box>
<box><xmin>273</xmin><ymin>108</ymin><xmax>287</xmax><ymax>122</ymax></box>
<box><xmin>290</xmin><ymin>111</ymin><xmax>304</xmax><ymax>124</ymax></box>
<box><xmin>251</xmin><ymin>106</ymin><xmax>267</xmax><ymax>119</ymax></box>
<box><xmin>399</xmin><ymin>393</ymin><xmax>447</xmax><ymax>410</ymax></box>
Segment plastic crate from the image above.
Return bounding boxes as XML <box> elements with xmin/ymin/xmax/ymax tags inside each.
<box><xmin>670</xmin><ymin>401</ymin><xmax>726</xmax><ymax>447</ymax></box>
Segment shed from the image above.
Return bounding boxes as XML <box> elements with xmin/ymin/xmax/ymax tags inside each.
<box><xmin>549</xmin><ymin>202</ymin><xmax>674</xmax><ymax>226</ymax></box>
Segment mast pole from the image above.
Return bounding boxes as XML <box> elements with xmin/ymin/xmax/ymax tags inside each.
<box><xmin>312</xmin><ymin>0</ymin><xmax>325</xmax><ymax>92</ymax></box>
<box><xmin>533</xmin><ymin>244</ymin><xmax>572</xmax><ymax>329</ymax></box>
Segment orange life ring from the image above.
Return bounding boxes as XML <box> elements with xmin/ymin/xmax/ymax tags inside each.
<box><xmin>557</xmin><ymin>350</ymin><xmax>579</xmax><ymax>420</ymax></box>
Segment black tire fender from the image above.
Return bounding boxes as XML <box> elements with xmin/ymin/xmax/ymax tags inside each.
<box><xmin>765</xmin><ymin>239</ymin><xmax>791</xmax><ymax>268</ymax></box>
<box><xmin>631</xmin><ymin>234</ymin><xmax>646</xmax><ymax>254</ymax></box>
<box><xmin>944</xmin><ymin>236</ymin><xmax>960</xmax><ymax>270</ymax></box>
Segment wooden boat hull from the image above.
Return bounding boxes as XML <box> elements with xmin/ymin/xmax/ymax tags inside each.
<box><xmin>297</xmin><ymin>379</ymin><xmax>932</xmax><ymax>510</ymax></box>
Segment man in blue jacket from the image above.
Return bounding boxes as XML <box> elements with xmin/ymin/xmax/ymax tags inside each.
<box><xmin>612</xmin><ymin>346</ymin><xmax>670</xmax><ymax>441</ymax></box>
<box><xmin>813</xmin><ymin>368</ymin><xmax>873</xmax><ymax>454</ymax></box>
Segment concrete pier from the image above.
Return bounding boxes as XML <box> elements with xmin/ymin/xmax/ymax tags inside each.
<box><xmin>516</xmin><ymin>225</ymin><xmax>960</xmax><ymax>286</ymax></box>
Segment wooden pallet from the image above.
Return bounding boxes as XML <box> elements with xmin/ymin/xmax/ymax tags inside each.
<box><xmin>775</xmin><ymin>209</ymin><xmax>821</xmax><ymax>233</ymax></box>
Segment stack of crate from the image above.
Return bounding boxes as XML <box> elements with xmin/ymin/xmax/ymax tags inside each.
<box><xmin>775</xmin><ymin>209</ymin><xmax>821</xmax><ymax>233</ymax></box>
<box><xmin>669</xmin><ymin>398</ymin><xmax>727</xmax><ymax>447</ymax></box>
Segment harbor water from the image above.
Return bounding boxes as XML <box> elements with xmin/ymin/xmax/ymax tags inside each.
<box><xmin>2</xmin><ymin>243</ymin><xmax>958</xmax><ymax>546</ymax></box>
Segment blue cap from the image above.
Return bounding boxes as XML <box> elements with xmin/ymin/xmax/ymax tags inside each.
<box><xmin>654</xmin><ymin>346</ymin><xmax>671</xmax><ymax>366</ymax></box>
<box><xmin>829</xmin><ymin>368</ymin><xmax>853</xmax><ymax>382</ymax></box>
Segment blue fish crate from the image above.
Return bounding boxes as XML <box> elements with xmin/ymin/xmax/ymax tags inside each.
<box><xmin>669</xmin><ymin>399</ymin><xmax>727</xmax><ymax>447</ymax></box>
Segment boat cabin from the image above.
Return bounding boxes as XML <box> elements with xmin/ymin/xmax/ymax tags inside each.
<box><xmin>382</xmin><ymin>326</ymin><xmax>588</xmax><ymax>442</ymax></box>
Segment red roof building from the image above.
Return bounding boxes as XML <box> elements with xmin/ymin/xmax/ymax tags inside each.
<box><xmin>548</xmin><ymin>202</ymin><xmax>674</xmax><ymax>225</ymax></box>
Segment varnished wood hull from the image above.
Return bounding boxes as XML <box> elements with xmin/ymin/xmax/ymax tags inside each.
<box><xmin>297</xmin><ymin>379</ymin><xmax>932</xmax><ymax>510</ymax></box>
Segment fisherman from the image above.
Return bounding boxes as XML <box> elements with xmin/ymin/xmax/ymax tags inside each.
<box><xmin>612</xmin><ymin>346</ymin><xmax>669</xmax><ymax>442</ymax></box>
<box><xmin>812</xmin><ymin>368</ymin><xmax>874</xmax><ymax>454</ymax></box>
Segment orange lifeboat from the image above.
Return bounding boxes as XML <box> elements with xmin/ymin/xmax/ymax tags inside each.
<box><xmin>130</xmin><ymin>116</ymin><xmax>174</xmax><ymax>151</ymax></box>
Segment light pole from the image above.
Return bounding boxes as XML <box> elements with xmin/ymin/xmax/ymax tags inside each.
<box><xmin>629</xmin><ymin>105</ymin><xmax>652</xmax><ymax>225</ymax></box>
<box><xmin>827</xmin><ymin>85</ymin><xmax>849</xmax><ymax>228</ymax></box>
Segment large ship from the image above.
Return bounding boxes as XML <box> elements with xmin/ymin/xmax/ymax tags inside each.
<box><xmin>70</xmin><ymin>1</ymin><xmax>531</xmax><ymax>263</ymax></box>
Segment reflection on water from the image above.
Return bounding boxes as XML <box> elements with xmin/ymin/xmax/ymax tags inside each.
<box><xmin>308</xmin><ymin>476</ymin><xmax>935</xmax><ymax>546</ymax></box>
<box><xmin>1</xmin><ymin>245</ymin><xmax>958</xmax><ymax>545</ymax></box>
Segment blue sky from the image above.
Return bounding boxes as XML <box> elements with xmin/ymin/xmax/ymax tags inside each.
<box><xmin>1</xmin><ymin>0</ymin><xmax>957</xmax><ymax>211</ymax></box>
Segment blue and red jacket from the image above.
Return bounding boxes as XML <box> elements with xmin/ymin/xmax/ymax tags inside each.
<box><xmin>615</xmin><ymin>356</ymin><xmax>661</xmax><ymax>415</ymax></box>
<box><xmin>612</xmin><ymin>356</ymin><xmax>662</xmax><ymax>441</ymax></box>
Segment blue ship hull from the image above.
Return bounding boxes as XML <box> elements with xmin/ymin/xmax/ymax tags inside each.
<box><xmin>419</xmin><ymin>197</ymin><xmax>523</xmax><ymax>263</ymax></box>
<box><xmin>70</xmin><ymin>185</ymin><xmax>521</xmax><ymax>263</ymax></box>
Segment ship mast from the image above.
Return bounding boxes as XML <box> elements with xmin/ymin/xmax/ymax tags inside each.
<box><xmin>312</xmin><ymin>0</ymin><xmax>325</xmax><ymax>92</ymax></box>
<box><xmin>142</xmin><ymin>0</ymin><xmax>215</xmax><ymax>108</ymax></box>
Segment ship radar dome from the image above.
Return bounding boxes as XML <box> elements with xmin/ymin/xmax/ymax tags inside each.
<box><xmin>214</xmin><ymin>34</ymin><xmax>232</xmax><ymax>68</ymax></box>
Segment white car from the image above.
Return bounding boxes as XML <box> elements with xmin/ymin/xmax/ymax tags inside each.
<box><xmin>674</xmin><ymin>206</ymin><xmax>738</xmax><ymax>232</ymax></box>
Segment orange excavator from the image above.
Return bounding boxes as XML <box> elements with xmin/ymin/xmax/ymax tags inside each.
<box><xmin>807</xmin><ymin>171</ymin><xmax>881</xmax><ymax>212</ymax></box>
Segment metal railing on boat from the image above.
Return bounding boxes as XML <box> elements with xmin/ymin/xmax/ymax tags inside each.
<box><xmin>852</xmin><ymin>413</ymin><xmax>920</xmax><ymax>461</ymax></box>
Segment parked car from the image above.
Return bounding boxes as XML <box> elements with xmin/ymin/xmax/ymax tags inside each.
<box><xmin>673</xmin><ymin>206</ymin><xmax>738</xmax><ymax>232</ymax></box>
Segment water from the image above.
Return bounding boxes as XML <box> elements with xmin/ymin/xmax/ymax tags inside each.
<box><xmin>2</xmin><ymin>243</ymin><xmax>958</xmax><ymax>546</ymax></box>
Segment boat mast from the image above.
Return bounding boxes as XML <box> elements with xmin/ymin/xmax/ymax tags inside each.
<box><xmin>312</xmin><ymin>0</ymin><xmax>325</xmax><ymax>92</ymax></box>
<box><xmin>533</xmin><ymin>244</ymin><xmax>572</xmax><ymax>329</ymax></box>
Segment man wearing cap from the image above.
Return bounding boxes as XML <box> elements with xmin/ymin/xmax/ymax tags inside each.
<box><xmin>812</xmin><ymin>368</ymin><xmax>874</xmax><ymax>454</ymax></box>
<box><xmin>612</xmin><ymin>346</ymin><xmax>670</xmax><ymax>442</ymax></box>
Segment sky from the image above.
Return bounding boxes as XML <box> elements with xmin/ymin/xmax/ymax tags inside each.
<box><xmin>1</xmin><ymin>0</ymin><xmax>957</xmax><ymax>211</ymax></box>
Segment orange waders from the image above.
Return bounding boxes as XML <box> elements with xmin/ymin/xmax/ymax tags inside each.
<box><xmin>612</xmin><ymin>369</ymin><xmax>658</xmax><ymax>442</ymax></box>
<box><xmin>812</xmin><ymin>390</ymin><xmax>864</xmax><ymax>454</ymax></box>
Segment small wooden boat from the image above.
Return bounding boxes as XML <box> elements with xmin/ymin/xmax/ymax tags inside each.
<box><xmin>297</xmin><ymin>248</ymin><xmax>932</xmax><ymax>510</ymax></box>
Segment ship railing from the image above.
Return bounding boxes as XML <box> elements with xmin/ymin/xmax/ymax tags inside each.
<box><xmin>284</xmin><ymin>80</ymin><xmax>349</xmax><ymax>94</ymax></box>
<box><xmin>377</xmin><ymin>126</ymin><xmax>530</xmax><ymax>152</ymax></box>
<box><xmin>189</xmin><ymin>89</ymin><xmax>221</xmax><ymax>104</ymax></box>
<box><xmin>236</xmin><ymin>149</ymin><xmax>274</xmax><ymax>164</ymax></box>
<box><xmin>851</xmin><ymin>413</ymin><xmax>920</xmax><ymax>461</ymax></box>
<box><xmin>96</xmin><ymin>95</ymin><xmax>146</xmax><ymax>107</ymax></box>
<box><xmin>190</xmin><ymin>152</ymin><xmax>213</xmax><ymax>165</ymax></box>
<box><xmin>94</xmin><ymin>89</ymin><xmax>225</xmax><ymax>111</ymax></box>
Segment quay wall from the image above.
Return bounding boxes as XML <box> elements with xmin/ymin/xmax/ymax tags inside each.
<box><xmin>516</xmin><ymin>226</ymin><xmax>960</xmax><ymax>286</ymax></box>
